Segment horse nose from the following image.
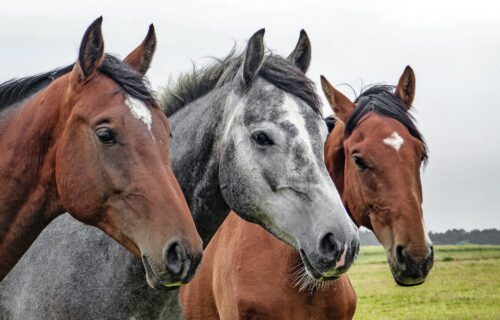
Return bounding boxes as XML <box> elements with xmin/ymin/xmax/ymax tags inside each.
<box><xmin>424</xmin><ymin>245</ymin><xmax>434</xmax><ymax>274</ymax></box>
<box><xmin>164</xmin><ymin>241</ymin><xmax>187</xmax><ymax>275</ymax></box>
<box><xmin>395</xmin><ymin>244</ymin><xmax>409</xmax><ymax>272</ymax></box>
<box><xmin>318</xmin><ymin>232</ymin><xmax>359</xmax><ymax>272</ymax></box>
<box><xmin>395</xmin><ymin>244</ymin><xmax>434</xmax><ymax>277</ymax></box>
<box><xmin>163</xmin><ymin>241</ymin><xmax>202</xmax><ymax>283</ymax></box>
<box><xmin>318</xmin><ymin>233</ymin><xmax>339</xmax><ymax>263</ymax></box>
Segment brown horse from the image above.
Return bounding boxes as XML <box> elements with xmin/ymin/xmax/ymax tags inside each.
<box><xmin>180</xmin><ymin>66</ymin><xmax>433</xmax><ymax>319</ymax></box>
<box><xmin>0</xmin><ymin>18</ymin><xmax>203</xmax><ymax>288</ymax></box>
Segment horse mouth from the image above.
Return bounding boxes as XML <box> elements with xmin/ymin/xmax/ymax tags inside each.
<box><xmin>299</xmin><ymin>250</ymin><xmax>340</xmax><ymax>281</ymax></box>
<box><xmin>388</xmin><ymin>258</ymin><xmax>426</xmax><ymax>287</ymax></box>
<box><xmin>393</xmin><ymin>275</ymin><xmax>425</xmax><ymax>287</ymax></box>
<box><xmin>142</xmin><ymin>256</ymin><xmax>184</xmax><ymax>290</ymax></box>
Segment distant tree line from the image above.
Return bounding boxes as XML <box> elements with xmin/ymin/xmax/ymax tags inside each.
<box><xmin>359</xmin><ymin>228</ymin><xmax>500</xmax><ymax>246</ymax></box>
<box><xmin>428</xmin><ymin>229</ymin><xmax>500</xmax><ymax>245</ymax></box>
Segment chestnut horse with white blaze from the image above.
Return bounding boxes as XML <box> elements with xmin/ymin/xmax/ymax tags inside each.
<box><xmin>0</xmin><ymin>18</ymin><xmax>203</xmax><ymax>287</ymax></box>
<box><xmin>180</xmin><ymin>66</ymin><xmax>433</xmax><ymax>319</ymax></box>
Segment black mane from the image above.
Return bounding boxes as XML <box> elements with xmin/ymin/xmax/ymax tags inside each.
<box><xmin>338</xmin><ymin>85</ymin><xmax>428</xmax><ymax>162</ymax></box>
<box><xmin>0</xmin><ymin>65</ymin><xmax>74</xmax><ymax>109</ymax></box>
<box><xmin>161</xmin><ymin>49</ymin><xmax>321</xmax><ymax>117</ymax></box>
<box><xmin>0</xmin><ymin>54</ymin><xmax>156</xmax><ymax>110</ymax></box>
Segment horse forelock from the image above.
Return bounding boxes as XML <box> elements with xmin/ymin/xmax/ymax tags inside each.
<box><xmin>346</xmin><ymin>85</ymin><xmax>428</xmax><ymax>163</ymax></box>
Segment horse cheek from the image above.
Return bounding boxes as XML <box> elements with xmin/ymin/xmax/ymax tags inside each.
<box><xmin>55</xmin><ymin>130</ymin><xmax>103</xmax><ymax>223</ymax></box>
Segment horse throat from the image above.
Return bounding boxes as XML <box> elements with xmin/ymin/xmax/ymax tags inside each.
<box><xmin>168</xmin><ymin>88</ymin><xmax>231</xmax><ymax>246</ymax></box>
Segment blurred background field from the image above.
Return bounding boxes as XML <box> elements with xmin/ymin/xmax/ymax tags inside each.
<box><xmin>350</xmin><ymin>245</ymin><xmax>500</xmax><ymax>320</ymax></box>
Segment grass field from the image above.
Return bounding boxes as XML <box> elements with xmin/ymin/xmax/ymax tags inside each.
<box><xmin>350</xmin><ymin>245</ymin><xmax>500</xmax><ymax>320</ymax></box>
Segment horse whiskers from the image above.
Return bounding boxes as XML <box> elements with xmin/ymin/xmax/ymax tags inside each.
<box><xmin>288</xmin><ymin>261</ymin><xmax>304</xmax><ymax>275</ymax></box>
<box><xmin>288</xmin><ymin>262</ymin><xmax>335</xmax><ymax>293</ymax></box>
<box><xmin>144</xmin><ymin>253</ymin><xmax>162</xmax><ymax>278</ymax></box>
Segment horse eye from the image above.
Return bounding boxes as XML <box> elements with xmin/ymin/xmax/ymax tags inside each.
<box><xmin>352</xmin><ymin>155</ymin><xmax>369</xmax><ymax>170</ymax></box>
<box><xmin>96</xmin><ymin>128</ymin><xmax>116</xmax><ymax>145</ymax></box>
<box><xmin>252</xmin><ymin>131</ymin><xmax>274</xmax><ymax>146</ymax></box>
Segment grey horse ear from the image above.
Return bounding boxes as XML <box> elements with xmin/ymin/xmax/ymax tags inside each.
<box><xmin>288</xmin><ymin>29</ymin><xmax>311</xmax><ymax>73</ymax></box>
<box><xmin>78</xmin><ymin>17</ymin><xmax>105</xmax><ymax>80</ymax></box>
<box><xmin>242</xmin><ymin>28</ymin><xmax>265</xmax><ymax>85</ymax></box>
<box><xmin>123</xmin><ymin>24</ymin><xmax>157</xmax><ymax>76</ymax></box>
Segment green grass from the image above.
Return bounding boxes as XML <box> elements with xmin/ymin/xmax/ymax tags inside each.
<box><xmin>350</xmin><ymin>245</ymin><xmax>500</xmax><ymax>320</ymax></box>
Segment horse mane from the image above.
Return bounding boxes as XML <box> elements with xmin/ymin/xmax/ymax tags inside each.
<box><xmin>345</xmin><ymin>84</ymin><xmax>428</xmax><ymax>163</ymax></box>
<box><xmin>0</xmin><ymin>65</ymin><xmax>74</xmax><ymax>109</ymax></box>
<box><xmin>160</xmin><ymin>48</ymin><xmax>321</xmax><ymax>117</ymax></box>
<box><xmin>0</xmin><ymin>54</ymin><xmax>157</xmax><ymax>111</ymax></box>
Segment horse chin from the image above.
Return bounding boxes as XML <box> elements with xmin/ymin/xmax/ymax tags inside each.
<box><xmin>142</xmin><ymin>256</ymin><xmax>184</xmax><ymax>291</ymax></box>
<box><xmin>393</xmin><ymin>275</ymin><xmax>425</xmax><ymax>287</ymax></box>
<box><xmin>299</xmin><ymin>250</ymin><xmax>341</xmax><ymax>282</ymax></box>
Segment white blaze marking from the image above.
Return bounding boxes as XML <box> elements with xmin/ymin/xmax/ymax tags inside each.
<box><xmin>283</xmin><ymin>94</ymin><xmax>314</xmax><ymax>155</ymax></box>
<box><xmin>125</xmin><ymin>97</ymin><xmax>153</xmax><ymax>133</ymax></box>
<box><xmin>383</xmin><ymin>131</ymin><xmax>404</xmax><ymax>151</ymax></box>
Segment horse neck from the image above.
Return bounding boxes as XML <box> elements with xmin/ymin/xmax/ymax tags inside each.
<box><xmin>168</xmin><ymin>86</ymin><xmax>231</xmax><ymax>246</ymax></box>
<box><xmin>0</xmin><ymin>79</ymin><xmax>68</xmax><ymax>279</ymax></box>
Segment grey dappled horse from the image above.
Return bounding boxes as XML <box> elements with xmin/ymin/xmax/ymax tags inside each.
<box><xmin>0</xmin><ymin>30</ymin><xmax>358</xmax><ymax>319</ymax></box>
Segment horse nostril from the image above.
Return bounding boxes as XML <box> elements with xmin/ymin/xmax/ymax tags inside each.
<box><xmin>395</xmin><ymin>245</ymin><xmax>406</xmax><ymax>266</ymax></box>
<box><xmin>186</xmin><ymin>252</ymin><xmax>203</xmax><ymax>280</ymax></box>
<box><xmin>192</xmin><ymin>252</ymin><xmax>202</xmax><ymax>271</ymax></box>
<box><xmin>164</xmin><ymin>241</ymin><xmax>187</xmax><ymax>275</ymax></box>
<box><xmin>318</xmin><ymin>233</ymin><xmax>338</xmax><ymax>262</ymax></box>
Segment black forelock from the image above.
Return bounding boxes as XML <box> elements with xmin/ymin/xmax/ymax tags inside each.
<box><xmin>98</xmin><ymin>55</ymin><xmax>157</xmax><ymax>107</ymax></box>
<box><xmin>0</xmin><ymin>54</ymin><xmax>157</xmax><ymax>111</ymax></box>
<box><xmin>161</xmin><ymin>48</ymin><xmax>321</xmax><ymax>117</ymax></box>
<box><xmin>345</xmin><ymin>85</ymin><xmax>428</xmax><ymax>162</ymax></box>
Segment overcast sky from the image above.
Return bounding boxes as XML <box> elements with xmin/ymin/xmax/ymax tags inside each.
<box><xmin>1</xmin><ymin>0</ymin><xmax>499</xmax><ymax>232</ymax></box>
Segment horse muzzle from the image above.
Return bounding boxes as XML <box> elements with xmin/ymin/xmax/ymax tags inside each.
<box><xmin>142</xmin><ymin>242</ymin><xmax>202</xmax><ymax>290</ymax></box>
<box><xmin>390</xmin><ymin>245</ymin><xmax>434</xmax><ymax>286</ymax></box>
<box><xmin>300</xmin><ymin>235</ymin><xmax>360</xmax><ymax>281</ymax></box>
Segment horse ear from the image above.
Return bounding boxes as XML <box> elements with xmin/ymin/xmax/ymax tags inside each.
<box><xmin>77</xmin><ymin>17</ymin><xmax>105</xmax><ymax>81</ymax></box>
<box><xmin>320</xmin><ymin>75</ymin><xmax>355</xmax><ymax>122</ymax></box>
<box><xmin>396</xmin><ymin>66</ymin><xmax>416</xmax><ymax>109</ymax></box>
<box><xmin>242</xmin><ymin>28</ymin><xmax>265</xmax><ymax>85</ymax></box>
<box><xmin>123</xmin><ymin>24</ymin><xmax>157</xmax><ymax>76</ymax></box>
<box><xmin>288</xmin><ymin>29</ymin><xmax>311</xmax><ymax>73</ymax></box>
